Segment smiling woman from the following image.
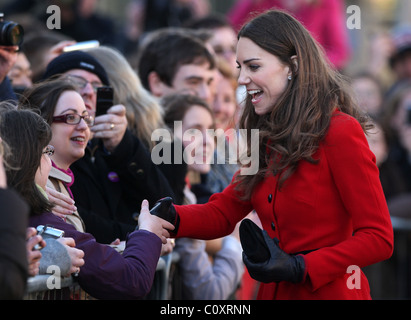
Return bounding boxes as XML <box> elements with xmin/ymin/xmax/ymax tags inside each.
<box><xmin>19</xmin><ymin>79</ymin><xmax>90</xmax><ymax>231</ymax></box>
<box><xmin>149</xmin><ymin>10</ymin><xmax>394</xmax><ymax>300</ymax></box>
<box><xmin>237</xmin><ymin>37</ymin><xmax>293</xmax><ymax>115</ymax></box>
<box><xmin>0</xmin><ymin>107</ymin><xmax>174</xmax><ymax>300</ymax></box>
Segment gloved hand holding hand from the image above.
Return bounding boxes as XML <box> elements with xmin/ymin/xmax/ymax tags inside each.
<box><xmin>242</xmin><ymin>227</ymin><xmax>305</xmax><ymax>284</ymax></box>
<box><xmin>149</xmin><ymin>197</ymin><xmax>180</xmax><ymax>235</ymax></box>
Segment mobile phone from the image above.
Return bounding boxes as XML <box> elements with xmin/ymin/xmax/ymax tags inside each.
<box><xmin>62</xmin><ymin>40</ymin><xmax>100</xmax><ymax>52</ymax></box>
<box><xmin>34</xmin><ymin>225</ymin><xmax>65</xmax><ymax>250</ymax></box>
<box><xmin>95</xmin><ymin>86</ymin><xmax>113</xmax><ymax>117</ymax></box>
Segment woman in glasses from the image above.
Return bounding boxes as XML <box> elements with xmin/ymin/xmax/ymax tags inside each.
<box><xmin>0</xmin><ymin>107</ymin><xmax>174</xmax><ymax>299</ymax></box>
<box><xmin>19</xmin><ymin>80</ymin><xmax>91</xmax><ymax>232</ymax></box>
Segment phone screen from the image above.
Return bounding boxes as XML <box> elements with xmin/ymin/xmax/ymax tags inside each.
<box><xmin>95</xmin><ymin>86</ymin><xmax>113</xmax><ymax>117</ymax></box>
<box><xmin>63</xmin><ymin>40</ymin><xmax>100</xmax><ymax>52</ymax></box>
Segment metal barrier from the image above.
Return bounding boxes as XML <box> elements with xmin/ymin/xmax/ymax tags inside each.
<box><xmin>24</xmin><ymin>253</ymin><xmax>178</xmax><ymax>300</ymax></box>
<box><xmin>26</xmin><ymin>217</ymin><xmax>411</xmax><ymax>300</ymax></box>
<box><xmin>364</xmin><ymin>216</ymin><xmax>411</xmax><ymax>299</ymax></box>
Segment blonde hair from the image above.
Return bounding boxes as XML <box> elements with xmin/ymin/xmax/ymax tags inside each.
<box><xmin>87</xmin><ymin>46</ymin><xmax>165</xmax><ymax>150</ymax></box>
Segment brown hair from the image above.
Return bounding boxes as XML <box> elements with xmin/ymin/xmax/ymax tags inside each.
<box><xmin>162</xmin><ymin>93</ymin><xmax>214</xmax><ymax>129</ymax></box>
<box><xmin>18</xmin><ymin>79</ymin><xmax>78</xmax><ymax>126</ymax></box>
<box><xmin>137</xmin><ymin>29</ymin><xmax>216</xmax><ymax>91</ymax></box>
<box><xmin>0</xmin><ymin>108</ymin><xmax>53</xmax><ymax>215</ymax></box>
<box><xmin>234</xmin><ymin>10</ymin><xmax>370</xmax><ymax>200</ymax></box>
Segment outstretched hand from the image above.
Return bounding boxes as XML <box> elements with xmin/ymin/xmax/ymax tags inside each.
<box><xmin>138</xmin><ymin>200</ymin><xmax>175</xmax><ymax>244</ymax></box>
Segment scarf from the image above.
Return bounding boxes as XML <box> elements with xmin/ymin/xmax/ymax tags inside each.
<box><xmin>51</xmin><ymin>161</ymin><xmax>75</xmax><ymax>198</ymax></box>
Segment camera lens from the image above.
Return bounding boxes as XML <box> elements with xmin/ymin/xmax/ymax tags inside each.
<box><xmin>0</xmin><ymin>21</ymin><xmax>23</xmax><ymax>46</ymax></box>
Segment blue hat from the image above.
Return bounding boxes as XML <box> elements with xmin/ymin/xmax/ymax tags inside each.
<box><xmin>42</xmin><ymin>50</ymin><xmax>109</xmax><ymax>85</ymax></box>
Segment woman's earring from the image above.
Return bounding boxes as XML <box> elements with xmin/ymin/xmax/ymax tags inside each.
<box><xmin>288</xmin><ymin>75</ymin><xmax>292</xmax><ymax>81</ymax></box>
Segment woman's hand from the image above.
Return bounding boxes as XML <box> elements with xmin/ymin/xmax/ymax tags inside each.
<box><xmin>43</xmin><ymin>40</ymin><xmax>77</xmax><ymax>66</ymax></box>
<box><xmin>56</xmin><ymin>237</ymin><xmax>85</xmax><ymax>276</ymax></box>
<box><xmin>26</xmin><ymin>227</ymin><xmax>45</xmax><ymax>277</ymax></box>
<box><xmin>138</xmin><ymin>200</ymin><xmax>175</xmax><ymax>244</ymax></box>
<box><xmin>91</xmin><ymin>104</ymin><xmax>128</xmax><ymax>153</ymax></box>
<box><xmin>161</xmin><ymin>239</ymin><xmax>175</xmax><ymax>256</ymax></box>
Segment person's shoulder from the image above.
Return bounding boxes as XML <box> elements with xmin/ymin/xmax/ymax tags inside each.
<box><xmin>325</xmin><ymin>110</ymin><xmax>365</xmax><ymax>144</ymax></box>
<box><xmin>328</xmin><ymin>110</ymin><xmax>363</xmax><ymax>133</ymax></box>
<box><xmin>330</xmin><ymin>109</ymin><xmax>359</xmax><ymax>126</ymax></box>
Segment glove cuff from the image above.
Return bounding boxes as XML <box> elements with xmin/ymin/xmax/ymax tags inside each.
<box><xmin>292</xmin><ymin>254</ymin><xmax>306</xmax><ymax>283</ymax></box>
<box><xmin>170</xmin><ymin>205</ymin><xmax>180</xmax><ymax>236</ymax></box>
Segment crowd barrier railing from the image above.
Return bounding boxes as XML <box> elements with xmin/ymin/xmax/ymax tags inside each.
<box><xmin>364</xmin><ymin>216</ymin><xmax>411</xmax><ymax>299</ymax></box>
<box><xmin>24</xmin><ymin>252</ymin><xmax>180</xmax><ymax>300</ymax></box>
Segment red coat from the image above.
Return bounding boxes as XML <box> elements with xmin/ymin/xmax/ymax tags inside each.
<box><xmin>175</xmin><ymin>111</ymin><xmax>394</xmax><ymax>300</ymax></box>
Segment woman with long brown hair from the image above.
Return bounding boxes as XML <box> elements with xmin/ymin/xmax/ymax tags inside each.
<box><xmin>148</xmin><ymin>10</ymin><xmax>394</xmax><ymax>300</ymax></box>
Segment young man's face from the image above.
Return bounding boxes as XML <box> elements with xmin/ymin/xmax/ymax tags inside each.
<box><xmin>157</xmin><ymin>62</ymin><xmax>216</xmax><ymax>105</ymax></box>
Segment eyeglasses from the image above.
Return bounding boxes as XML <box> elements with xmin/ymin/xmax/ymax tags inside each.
<box><xmin>42</xmin><ymin>145</ymin><xmax>55</xmax><ymax>156</ymax></box>
<box><xmin>66</xmin><ymin>74</ymin><xmax>102</xmax><ymax>93</ymax></box>
<box><xmin>52</xmin><ymin>113</ymin><xmax>94</xmax><ymax>127</ymax></box>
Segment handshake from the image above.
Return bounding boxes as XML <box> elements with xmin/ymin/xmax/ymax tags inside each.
<box><xmin>149</xmin><ymin>197</ymin><xmax>180</xmax><ymax>234</ymax></box>
<box><xmin>138</xmin><ymin>197</ymin><xmax>179</xmax><ymax>244</ymax></box>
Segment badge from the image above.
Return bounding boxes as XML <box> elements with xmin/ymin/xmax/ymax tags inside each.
<box><xmin>108</xmin><ymin>171</ymin><xmax>119</xmax><ymax>182</ymax></box>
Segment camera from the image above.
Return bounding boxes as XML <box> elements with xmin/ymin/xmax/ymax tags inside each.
<box><xmin>0</xmin><ymin>13</ymin><xmax>23</xmax><ymax>46</ymax></box>
<box><xmin>34</xmin><ymin>225</ymin><xmax>65</xmax><ymax>250</ymax></box>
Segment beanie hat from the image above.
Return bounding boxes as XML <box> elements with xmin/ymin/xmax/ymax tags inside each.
<box><xmin>42</xmin><ymin>50</ymin><xmax>109</xmax><ymax>85</ymax></box>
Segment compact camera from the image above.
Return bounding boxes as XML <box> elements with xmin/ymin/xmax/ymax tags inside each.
<box><xmin>34</xmin><ymin>225</ymin><xmax>65</xmax><ymax>250</ymax></box>
<box><xmin>0</xmin><ymin>13</ymin><xmax>24</xmax><ymax>46</ymax></box>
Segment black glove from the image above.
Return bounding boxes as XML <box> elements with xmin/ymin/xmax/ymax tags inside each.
<box><xmin>239</xmin><ymin>218</ymin><xmax>270</xmax><ymax>263</ymax></box>
<box><xmin>240</xmin><ymin>219</ymin><xmax>305</xmax><ymax>284</ymax></box>
<box><xmin>150</xmin><ymin>197</ymin><xmax>180</xmax><ymax>235</ymax></box>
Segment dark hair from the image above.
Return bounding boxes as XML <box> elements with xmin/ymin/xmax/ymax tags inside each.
<box><xmin>162</xmin><ymin>93</ymin><xmax>214</xmax><ymax>129</ymax></box>
<box><xmin>18</xmin><ymin>79</ymin><xmax>78</xmax><ymax>125</ymax></box>
<box><xmin>0</xmin><ymin>108</ymin><xmax>53</xmax><ymax>215</ymax></box>
<box><xmin>234</xmin><ymin>10</ymin><xmax>370</xmax><ymax>200</ymax></box>
<box><xmin>137</xmin><ymin>29</ymin><xmax>215</xmax><ymax>91</ymax></box>
<box><xmin>379</xmin><ymin>80</ymin><xmax>411</xmax><ymax>144</ymax></box>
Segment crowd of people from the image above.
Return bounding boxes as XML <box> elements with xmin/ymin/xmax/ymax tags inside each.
<box><xmin>0</xmin><ymin>0</ymin><xmax>409</xmax><ymax>300</ymax></box>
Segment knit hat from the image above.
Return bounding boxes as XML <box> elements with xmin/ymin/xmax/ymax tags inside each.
<box><xmin>42</xmin><ymin>50</ymin><xmax>109</xmax><ymax>85</ymax></box>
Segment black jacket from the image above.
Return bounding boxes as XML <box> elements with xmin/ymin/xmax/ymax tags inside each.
<box><xmin>0</xmin><ymin>188</ymin><xmax>29</xmax><ymax>299</ymax></box>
